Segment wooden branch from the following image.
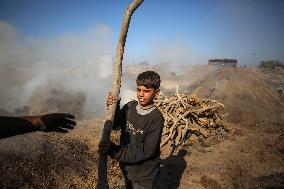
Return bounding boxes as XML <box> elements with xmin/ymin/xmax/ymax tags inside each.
<box><xmin>157</xmin><ymin>91</ymin><xmax>227</xmax><ymax>151</ymax></box>
<box><xmin>97</xmin><ymin>1</ymin><xmax>144</xmax><ymax>188</ymax></box>
<box><xmin>190</xmin><ymin>103</ymin><xmax>223</xmax><ymax>114</ymax></box>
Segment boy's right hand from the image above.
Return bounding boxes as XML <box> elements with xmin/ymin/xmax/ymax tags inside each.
<box><xmin>106</xmin><ymin>92</ymin><xmax>120</xmax><ymax>108</ymax></box>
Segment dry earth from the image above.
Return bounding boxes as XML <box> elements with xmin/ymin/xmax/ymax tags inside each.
<box><xmin>0</xmin><ymin>67</ymin><xmax>283</xmax><ymax>189</ymax></box>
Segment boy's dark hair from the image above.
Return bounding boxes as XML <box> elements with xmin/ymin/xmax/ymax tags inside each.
<box><xmin>136</xmin><ymin>71</ymin><xmax>161</xmax><ymax>89</ymax></box>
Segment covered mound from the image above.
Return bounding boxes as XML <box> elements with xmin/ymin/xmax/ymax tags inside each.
<box><xmin>195</xmin><ymin>67</ymin><xmax>284</xmax><ymax>126</ymax></box>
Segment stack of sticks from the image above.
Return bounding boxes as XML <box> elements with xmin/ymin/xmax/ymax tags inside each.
<box><xmin>155</xmin><ymin>86</ymin><xmax>226</xmax><ymax>148</ymax></box>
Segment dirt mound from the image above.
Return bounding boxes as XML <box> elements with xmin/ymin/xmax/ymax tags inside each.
<box><xmin>0</xmin><ymin>119</ymin><xmax>124</xmax><ymax>188</ymax></box>
<box><xmin>195</xmin><ymin>67</ymin><xmax>284</xmax><ymax>126</ymax></box>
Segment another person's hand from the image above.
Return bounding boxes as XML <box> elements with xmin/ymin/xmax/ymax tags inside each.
<box><xmin>40</xmin><ymin>113</ymin><xmax>76</xmax><ymax>132</ymax></box>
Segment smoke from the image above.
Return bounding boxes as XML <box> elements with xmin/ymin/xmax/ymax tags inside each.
<box><xmin>147</xmin><ymin>40</ymin><xmax>204</xmax><ymax>65</ymax></box>
<box><xmin>0</xmin><ymin>20</ymin><xmax>216</xmax><ymax>118</ymax></box>
<box><xmin>0</xmin><ymin>20</ymin><xmax>114</xmax><ymax>118</ymax></box>
<box><xmin>126</xmin><ymin>38</ymin><xmax>205</xmax><ymax>64</ymax></box>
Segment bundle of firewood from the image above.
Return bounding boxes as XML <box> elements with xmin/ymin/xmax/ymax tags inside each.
<box><xmin>155</xmin><ymin>87</ymin><xmax>226</xmax><ymax>148</ymax></box>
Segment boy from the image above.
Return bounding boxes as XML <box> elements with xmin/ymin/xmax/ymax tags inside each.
<box><xmin>102</xmin><ymin>71</ymin><xmax>164</xmax><ymax>189</ymax></box>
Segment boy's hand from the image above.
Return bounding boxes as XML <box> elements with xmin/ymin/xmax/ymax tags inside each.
<box><xmin>98</xmin><ymin>141</ymin><xmax>110</xmax><ymax>154</ymax></box>
<box><xmin>106</xmin><ymin>92</ymin><xmax>120</xmax><ymax>108</ymax></box>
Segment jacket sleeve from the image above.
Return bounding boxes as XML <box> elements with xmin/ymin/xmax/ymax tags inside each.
<box><xmin>108</xmin><ymin>114</ymin><xmax>164</xmax><ymax>164</ymax></box>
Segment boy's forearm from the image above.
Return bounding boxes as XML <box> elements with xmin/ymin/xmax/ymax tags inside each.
<box><xmin>109</xmin><ymin>141</ymin><xmax>158</xmax><ymax>163</ymax></box>
<box><xmin>113</xmin><ymin>102</ymin><xmax>127</xmax><ymax>131</ymax></box>
<box><xmin>112</xmin><ymin>103</ymin><xmax>120</xmax><ymax>130</ymax></box>
<box><xmin>109</xmin><ymin>120</ymin><xmax>163</xmax><ymax>163</ymax></box>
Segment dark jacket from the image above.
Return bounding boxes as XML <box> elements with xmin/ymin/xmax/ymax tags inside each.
<box><xmin>108</xmin><ymin>100</ymin><xmax>164</xmax><ymax>181</ymax></box>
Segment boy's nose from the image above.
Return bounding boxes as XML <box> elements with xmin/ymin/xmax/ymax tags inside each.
<box><xmin>138</xmin><ymin>91</ymin><xmax>144</xmax><ymax>97</ymax></box>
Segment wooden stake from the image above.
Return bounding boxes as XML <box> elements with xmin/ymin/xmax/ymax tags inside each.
<box><xmin>97</xmin><ymin>1</ymin><xmax>144</xmax><ymax>188</ymax></box>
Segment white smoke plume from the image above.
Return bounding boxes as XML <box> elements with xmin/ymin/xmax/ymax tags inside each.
<box><xmin>0</xmin><ymin>20</ymin><xmax>114</xmax><ymax>118</ymax></box>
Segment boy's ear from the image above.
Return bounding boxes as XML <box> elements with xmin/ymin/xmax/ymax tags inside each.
<box><xmin>155</xmin><ymin>89</ymin><xmax>160</xmax><ymax>96</ymax></box>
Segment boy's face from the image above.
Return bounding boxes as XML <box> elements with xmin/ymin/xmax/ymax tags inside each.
<box><xmin>136</xmin><ymin>85</ymin><xmax>159</xmax><ymax>107</ymax></box>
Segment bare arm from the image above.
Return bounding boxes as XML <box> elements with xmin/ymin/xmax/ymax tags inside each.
<box><xmin>0</xmin><ymin>113</ymin><xmax>76</xmax><ymax>139</ymax></box>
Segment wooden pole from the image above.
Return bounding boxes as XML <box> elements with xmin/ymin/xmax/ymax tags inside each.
<box><xmin>97</xmin><ymin>0</ymin><xmax>144</xmax><ymax>188</ymax></box>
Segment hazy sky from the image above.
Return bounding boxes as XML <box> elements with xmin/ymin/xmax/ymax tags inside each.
<box><xmin>0</xmin><ymin>0</ymin><xmax>284</xmax><ymax>66</ymax></box>
<box><xmin>0</xmin><ymin>0</ymin><xmax>283</xmax><ymax>116</ymax></box>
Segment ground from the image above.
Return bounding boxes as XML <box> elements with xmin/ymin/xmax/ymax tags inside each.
<box><xmin>0</xmin><ymin>67</ymin><xmax>283</xmax><ymax>189</ymax></box>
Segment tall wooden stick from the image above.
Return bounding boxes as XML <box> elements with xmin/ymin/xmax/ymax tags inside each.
<box><xmin>97</xmin><ymin>0</ymin><xmax>144</xmax><ymax>188</ymax></box>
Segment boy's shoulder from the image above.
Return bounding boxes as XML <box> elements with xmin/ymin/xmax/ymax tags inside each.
<box><xmin>124</xmin><ymin>100</ymin><xmax>138</xmax><ymax>108</ymax></box>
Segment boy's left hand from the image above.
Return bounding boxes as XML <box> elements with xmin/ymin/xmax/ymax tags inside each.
<box><xmin>98</xmin><ymin>141</ymin><xmax>110</xmax><ymax>154</ymax></box>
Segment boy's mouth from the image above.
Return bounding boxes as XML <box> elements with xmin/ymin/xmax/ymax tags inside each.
<box><xmin>138</xmin><ymin>98</ymin><xmax>147</xmax><ymax>103</ymax></box>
